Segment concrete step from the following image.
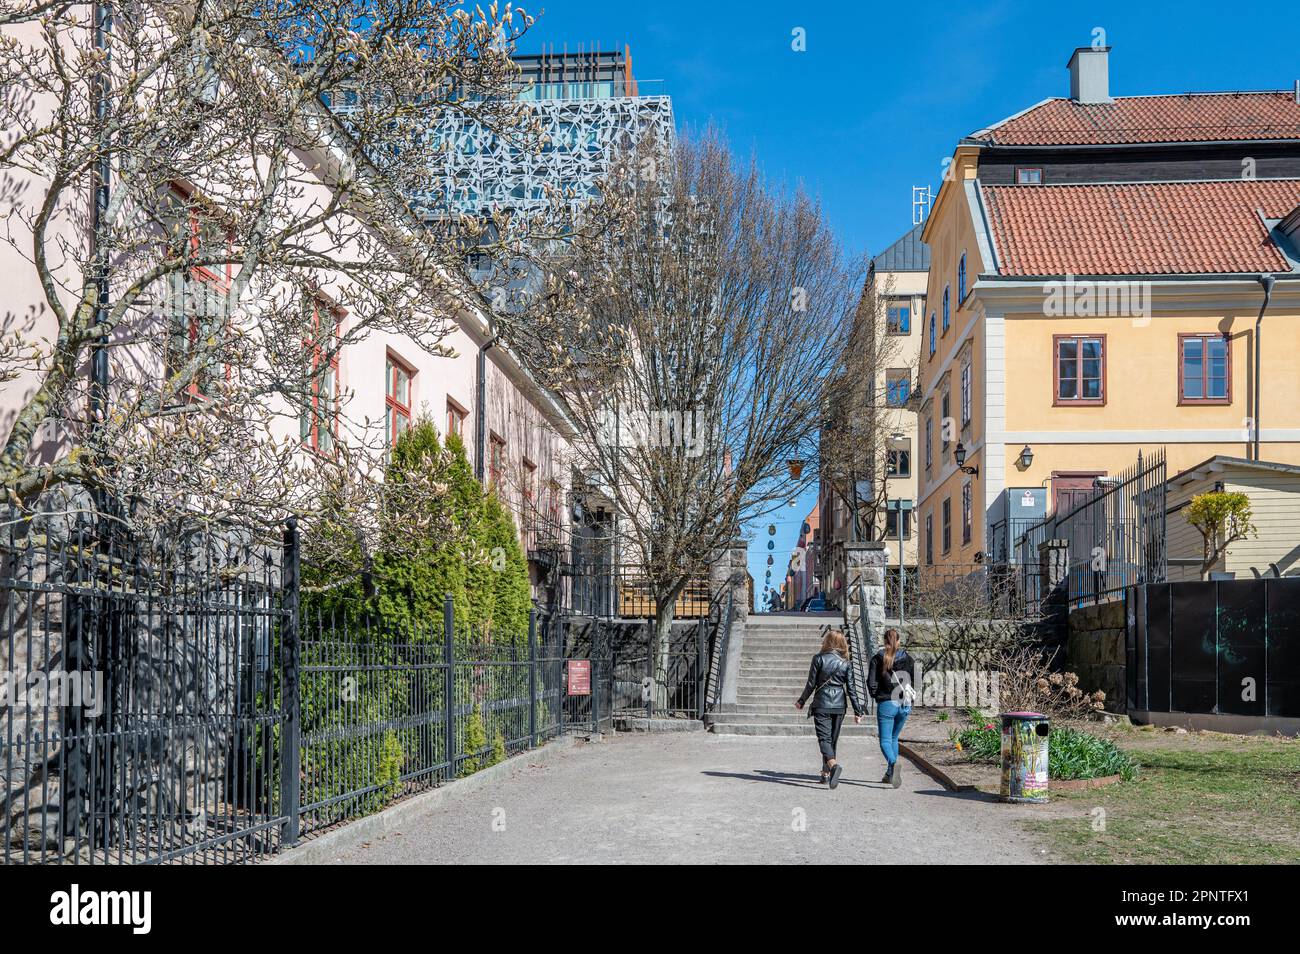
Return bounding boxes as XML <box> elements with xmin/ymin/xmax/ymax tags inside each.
<box><xmin>739</xmin><ymin>662</ymin><xmax>811</xmax><ymax>673</ymax></box>
<box><xmin>710</xmin><ymin>710</ymin><xmax>864</xmax><ymax>725</ymax></box>
<box><xmin>708</xmin><ymin>722</ymin><xmax>877</xmax><ymax>737</ymax></box>
<box><xmin>713</xmin><ymin>703</ymin><xmax>812</xmax><ymax>715</ymax></box>
<box><xmin>737</xmin><ymin>678</ymin><xmax>809</xmax><ymax>688</ymax></box>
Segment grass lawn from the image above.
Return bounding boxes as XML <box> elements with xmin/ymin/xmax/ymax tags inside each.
<box><xmin>1028</xmin><ymin>733</ymin><xmax>1300</xmax><ymax>864</ymax></box>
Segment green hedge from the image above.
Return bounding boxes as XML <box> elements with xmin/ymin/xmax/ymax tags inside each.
<box><xmin>303</xmin><ymin>420</ymin><xmax>531</xmax><ymax>643</ymax></box>
<box><xmin>296</xmin><ymin>419</ymin><xmax>535</xmax><ymax>815</ymax></box>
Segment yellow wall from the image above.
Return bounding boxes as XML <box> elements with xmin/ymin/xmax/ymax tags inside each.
<box><xmin>917</xmin><ymin>149</ymin><xmax>989</xmax><ymax>566</ymax></box>
<box><xmin>915</xmin><ymin>144</ymin><xmax>1300</xmax><ymax>571</ymax></box>
<box><xmin>1003</xmin><ymin>310</ymin><xmax>1300</xmax><ymax>437</ymax></box>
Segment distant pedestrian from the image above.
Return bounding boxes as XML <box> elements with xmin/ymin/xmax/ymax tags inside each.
<box><xmin>868</xmin><ymin>627</ymin><xmax>916</xmax><ymax>788</ymax></box>
<box><xmin>794</xmin><ymin>628</ymin><xmax>865</xmax><ymax>788</ymax></box>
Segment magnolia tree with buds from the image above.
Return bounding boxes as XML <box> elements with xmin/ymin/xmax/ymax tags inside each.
<box><xmin>519</xmin><ymin>131</ymin><xmax>861</xmax><ymax>686</ymax></box>
<box><xmin>0</xmin><ymin>0</ymin><xmax>540</xmax><ymax>568</ymax></box>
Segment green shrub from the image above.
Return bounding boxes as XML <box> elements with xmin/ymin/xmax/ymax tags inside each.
<box><xmin>490</xmin><ymin>729</ymin><xmax>507</xmax><ymax>767</ymax></box>
<box><xmin>1050</xmin><ymin>726</ymin><xmax>1137</xmax><ymax>781</ymax></box>
<box><xmin>460</xmin><ymin>705</ymin><xmax>488</xmax><ymax>777</ymax></box>
<box><xmin>295</xmin><ymin>420</ymin><xmax>535</xmax><ymax>821</ymax></box>
<box><xmin>376</xmin><ymin>729</ymin><xmax>405</xmax><ymax>805</ymax></box>
<box><xmin>953</xmin><ymin>722</ymin><xmax>1137</xmax><ymax>782</ymax></box>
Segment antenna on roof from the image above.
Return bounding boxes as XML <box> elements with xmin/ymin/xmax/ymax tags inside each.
<box><xmin>912</xmin><ymin>185</ymin><xmax>933</xmax><ymax>225</ymax></box>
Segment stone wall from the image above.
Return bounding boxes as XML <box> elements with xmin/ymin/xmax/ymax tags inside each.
<box><xmin>1066</xmin><ymin>600</ymin><xmax>1126</xmax><ymax>713</ymax></box>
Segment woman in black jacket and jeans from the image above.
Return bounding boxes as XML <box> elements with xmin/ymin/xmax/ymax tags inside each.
<box><xmin>867</xmin><ymin>627</ymin><xmax>915</xmax><ymax>788</ymax></box>
<box><xmin>794</xmin><ymin>629</ymin><xmax>865</xmax><ymax>788</ymax></box>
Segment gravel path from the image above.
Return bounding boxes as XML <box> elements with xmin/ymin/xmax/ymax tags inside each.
<box><xmin>323</xmin><ymin>732</ymin><xmax>1051</xmax><ymax>865</ymax></box>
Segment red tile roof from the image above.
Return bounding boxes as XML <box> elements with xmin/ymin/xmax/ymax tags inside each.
<box><xmin>979</xmin><ymin>93</ymin><xmax>1300</xmax><ymax>146</ymax></box>
<box><xmin>982</xmin><ymin>179</ymin><xmax>1300</xmax><ymax>276</ymax></box>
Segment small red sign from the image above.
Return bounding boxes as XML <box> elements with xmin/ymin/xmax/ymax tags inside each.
<box><xmin>567</xmin><ymin>659</ymin><xmax>591</xmax><ymax>696</ymax></box>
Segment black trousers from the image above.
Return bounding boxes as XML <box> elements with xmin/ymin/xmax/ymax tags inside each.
<box><xmin>812</xmin><ymin>709</ymin><xmax>845</xmax><ymax>762</ymax></box>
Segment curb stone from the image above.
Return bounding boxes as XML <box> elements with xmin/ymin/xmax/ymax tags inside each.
<box><xmin>898</xmin><ymin>742</ymin><xmax>976</xmax><ymax>793</ymax></box>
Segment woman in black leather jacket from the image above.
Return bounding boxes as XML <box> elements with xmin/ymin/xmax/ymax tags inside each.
<box><xmin>794</xmin><ymin>629</ymin><xmax>866</xmax><ymax>788</ymax></box>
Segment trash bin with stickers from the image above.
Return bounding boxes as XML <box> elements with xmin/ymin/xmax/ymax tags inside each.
<box><xmin>999</xmin><ymin>711</ymin><xmax>1050</xmax><ymax>803</ymax></box>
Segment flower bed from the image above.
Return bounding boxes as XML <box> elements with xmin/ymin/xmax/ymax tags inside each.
<box><xmin>953</xmin><ymin>721</ymin><xmax>1137</xmax><ymax>782</ymax></box>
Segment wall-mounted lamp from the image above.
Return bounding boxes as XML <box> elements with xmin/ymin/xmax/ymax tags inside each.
<box><xmin>953</xmin><ymin>441</ymin><xmax>979</xmax><ymax>476</ymax></box>
<box><xmin>1017</xmin><ymin>445</ymin><xmax>1034</xmax><ymax>470</ymax></box>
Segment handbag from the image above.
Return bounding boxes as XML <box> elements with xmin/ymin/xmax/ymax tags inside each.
<box><xmin>889</xmin><ymin>662</ymin><xmax>917</xmax><ymax>707</ymax></box>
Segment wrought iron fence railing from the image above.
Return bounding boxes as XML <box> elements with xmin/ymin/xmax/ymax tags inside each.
<box><xmin>1014</xmin><ymin>448</ymin><xmax>1167</xmax><ymax>611</ymax></box>
<box><xmin>1</xmin><ymin>505</ymin><xmax>616</xmax><ymax>865</ymax></box>
<box><xmin>885</xmin><ymin>563</ymin><xmax>1041</xmax><ymax>620</ymax></box>
<box><xmin>565</xmin><ymin>560</ymin><xmax>712</xmax><ymax>620</ymax></box>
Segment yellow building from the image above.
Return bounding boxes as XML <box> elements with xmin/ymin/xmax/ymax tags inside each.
<box><xmin>916</xmin><ymin>46</ymin><xmax>1300</xmax><ymax>569</ymax></box>
<box><xmin>819</xmin><ymin>224</ymin><xmax>927</xmax><ymax>604</ymax></box>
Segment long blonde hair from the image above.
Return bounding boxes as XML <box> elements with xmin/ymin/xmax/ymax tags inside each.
<box><xmin>882</xmin><ymin>627</ymin><xmax>901</xmax><ymax>672</ymax></box>
<box><xmin>820</xmin><ymin>628</ymin><xmax>850</xmax><ymax>660</ymax></box>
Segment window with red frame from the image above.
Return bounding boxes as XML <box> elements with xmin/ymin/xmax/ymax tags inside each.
<box><xmin>489</xmin><ymin>434</ymin><xmax>505</xmax><ymax>487</ymax></box>
<box><xmin>385</xmin><ymin>355</ymin><xmax>414</xmax><ymax>446</ymax></box>
<box><xmin>447</xmin><ymin>400</ymin><xmax>467</xmax><ymax>441</ymax></box>
<box><xmin>962</xmin><ymin>481</ymin><xmax>972</xmax><ymax>545</ymax></box>
<box><xmin>301</xmin><ymin>302</ymin><xmax>341</xmax><ymax>454</ymax></box>
<box><xmin>522</xmin><ymin>458</ymin><xmax>536</xmax><ymax>507</ymax></box>
<box><xmin>164</xmin><ymin>187</ymin><xmax>232</xmax><ymax>399</ymax></box>
<box><xmin>522</xmin><ymin>458</ymin><xmax>537</xmax><ymax>543</ymax></box>
<box><xmin>547</xmin><ymin>480</ymin><xmax>561</xmax><ymax>528</ymax></box>
<box><xmin>1055</xmin><ymin>335</ymin><xmax>1105</xmax><ymax>404</ymax></box>
<box><xmin>1179</xmin><ymin>333</ymin><xmax>1230</xmax><ymax>404</ymax></box>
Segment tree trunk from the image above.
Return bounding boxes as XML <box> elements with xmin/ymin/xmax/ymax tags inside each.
<box><xmin>653</xmin><ymin>583</ymin><xmax>686</xmax><ymax>712</ymax></box>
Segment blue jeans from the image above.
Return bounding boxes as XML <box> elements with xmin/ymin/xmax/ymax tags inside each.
<box><xmin>876</xmin><ymin>700</ymin><xmax>910</xmax><ymax>769</ymax></box>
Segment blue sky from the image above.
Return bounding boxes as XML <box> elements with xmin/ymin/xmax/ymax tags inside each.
<box><xmin>517</xmin><ymin>1</ymin><xmax>1300</xmax><ymax>607</ymax></box>
<box><xmin>521</xmin><ymin>0</ymin><xmax>1300</xmax><ymax>258</ymax></box>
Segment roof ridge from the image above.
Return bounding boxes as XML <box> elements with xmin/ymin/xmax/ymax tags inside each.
<box><xmin>986</xmin><ymin>177</ymin><xmax>1300</xmax><ymax>188</ymax></box>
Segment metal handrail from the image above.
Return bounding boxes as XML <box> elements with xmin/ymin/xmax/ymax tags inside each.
<box><xmin>706</xmin><ymin>590</ymin><xmax>735</xmax><ymax>711</ymax></box>
<box><xmin>850</xmin><ymin>581</ymin><xmax>875</xmax><ymax>714</ymax></box>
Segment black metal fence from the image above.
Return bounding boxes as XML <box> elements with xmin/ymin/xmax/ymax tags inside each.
<box><xmin>566</xmin><ymin>561</ymin><xmax>712</xmax><ymax>621</ymax></box>
<box><xmin>607</xmin><ymin>617</ymin><xmax>709</xmax><ymax>719</ymax></box>
<box><xmin>1</xmin><ymin>505</ymin><xmax>617</xmax><ymax>864</ymax></box>
<box><xmin>1</xmin><ymin>502</ymin><xmax>289</xmax><ymax>865</ymax></box>
<box><xmin>1016</xmin><ymin>448</ymin><xmax>1167</xmax><ymax>611</ymax></box>
<box><xmin>885</xmin><ymin>563</ymin><xmax>1041</xmax><ymax>620</ymax></box>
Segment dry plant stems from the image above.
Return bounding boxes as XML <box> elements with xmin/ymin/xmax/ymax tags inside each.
<box><xmin>992</xmin><ymin>643</ymin><xmax>1106</xmax><ymax>725</ymax></box>
<box><xmin>0</xmin><ymin>0</ymin><xmax>551</xmax><ymax>573</ymax></box>
<box><xmin>518</xmin><ymin>130</ymin><xmax>864</xmax><ymax>683</ymax></box>
<box><xmin>908</xmin><ymin>575</ymin><xmax>1035</xmax><ymax>672</ymax></box>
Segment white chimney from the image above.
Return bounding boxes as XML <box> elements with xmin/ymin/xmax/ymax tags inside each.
<box><xmin>1067</xmin><ymin>46</ymin><xmax>1112</xmax><ymax>104</ymax></box>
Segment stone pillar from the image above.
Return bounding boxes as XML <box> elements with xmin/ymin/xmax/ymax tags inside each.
<box><xmin>1038</xmin><ymin>538</ymin><xmax>1070</xmax><ymax>624</ymax></box>
<box><xmin>709</xmin><ymin>536</ymin><xmax>750</xmax><ymax>706</ymax></box>
<box><xmin>843</xmin><ymin>541</ymin><xmax>887</xmax><ymax>648</ymax></box>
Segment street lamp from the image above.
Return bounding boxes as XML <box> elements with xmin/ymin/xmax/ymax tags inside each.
<box><xmin>954</xmin><ymin>442</ymin><xmax>979</xmax><ymax>476</ymax></box>
<box><xmin>1017</xmin><ymin>445</ymin><xmax>1034</xmax><ymax>470</ymax></box>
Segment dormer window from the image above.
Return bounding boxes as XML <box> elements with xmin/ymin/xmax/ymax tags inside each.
<box><xmin>1016</xmin><ymin>167</ymin><xmax>1043</xmax><ymax>185</ymax></box>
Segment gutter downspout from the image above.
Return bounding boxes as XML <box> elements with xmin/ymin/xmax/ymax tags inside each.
<box><xmin>474</xmin><ymin>333</ymin><xmax>499</xmax><ymax>482</ymax></box>
<box><xmin>90</xmin><ymin>2</ymin><xmax>112</xmax><ymax>424</ymax></box>
<box><xmin>1253</xmin><ymin>274</ymin><xmax>1276</xmax><ymax>461</ymax></box>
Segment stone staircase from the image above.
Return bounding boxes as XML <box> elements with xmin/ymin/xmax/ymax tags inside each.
<box><xmin>708</xmin><ymin>614</ymin><xmax>876</xmax><ymax>737</ymax></box>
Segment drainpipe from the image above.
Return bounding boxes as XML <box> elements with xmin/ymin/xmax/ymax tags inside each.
<box><xmin>1253</xmin><ymin>275</ymin><xmax>1276</xmax><ymax>461</ymax></box>
<box><xmin>90</xmin><ymin>1</ymin><xmax>112</xmax><ymax>425</ymax></box>
<box><xmin>474</xmin><ymin>334</ymin><xmax>499</xmax><ymax>481</ymax></box>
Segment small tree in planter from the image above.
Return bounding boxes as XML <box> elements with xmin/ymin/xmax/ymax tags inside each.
<box><xmin>1186</xmin><ymin>491</ymin><xmax>1256</xmax><ymax>580</ymax></box>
